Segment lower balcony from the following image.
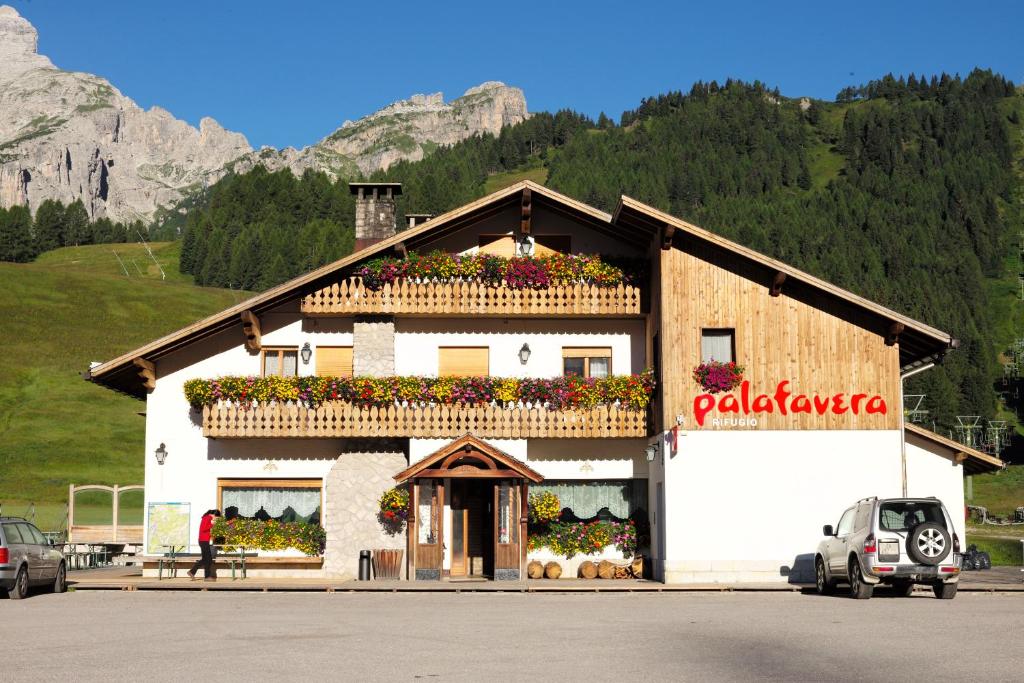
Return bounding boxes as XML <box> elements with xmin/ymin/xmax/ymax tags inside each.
<box><xmin>201</xmin><ymin>402</ymin><xmax>648</xmax><ymax>439</ymax></box>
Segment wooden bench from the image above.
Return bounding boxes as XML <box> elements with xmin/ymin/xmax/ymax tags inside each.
<box><xmin>143</xmin><ymin>550</ymin><xmax>323</xmax><ymax>580</ymax></box>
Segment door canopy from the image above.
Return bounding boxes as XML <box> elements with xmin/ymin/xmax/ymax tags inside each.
<box><xmin>394</xmin><ymin>434</ymin><xmax>544</xmax><ymax>484</ymax></box>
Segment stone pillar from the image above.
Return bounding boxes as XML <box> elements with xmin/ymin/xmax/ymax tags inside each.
<box><xmin>352</xmin><ymin>316</ymin><xmax>395</xmax><ymax>377</ymax></box>
<box><xmin>323</xmin><ymin>443</ymin><xmax>408</xmax><ymax>580</ymax></box>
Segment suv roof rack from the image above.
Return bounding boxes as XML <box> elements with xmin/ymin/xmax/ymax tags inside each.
<box><xmin>0</xmin><ymin>516</ymin><xmax>27</xmax><ymax>521</ymax></box>
<box><xmin>856</xmin><ymin>496</ymin><xmax>879</xmax><ymax>504</ymax></box>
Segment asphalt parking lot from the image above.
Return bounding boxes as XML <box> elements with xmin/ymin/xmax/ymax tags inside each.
<box><xmin>2</xmin><ymin>590</ymin><xmax>1021</xmax><ymax>682</ymax></box>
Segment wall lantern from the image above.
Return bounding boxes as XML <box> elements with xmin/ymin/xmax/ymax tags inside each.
<box><xmin>300</xmin><ymin>342</ymin><xmax>312</xmax><ymax>365</ymax></box>
<box><xmin>517</xmin><ymin>236</ymin><xmax>534</xmax><ymax>257</ymax></box>
<box><xmin>155</xmin><ymin>443</ymin><xmax>168</xmax><ymax>466</ymax></box>
<box><xmin>518</xmin><ymin>343</ymin><xmax>531</xmax><ymax>365</ymax></box>
<box><xmin>644</xmin><ymin>443</ymin><xmax>659</xmax><ymax>462</ymax></box>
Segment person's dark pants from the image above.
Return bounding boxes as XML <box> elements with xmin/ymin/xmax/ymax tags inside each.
<box><xmin>189</xmin><ymin>542</ymin><xmax>215</xmax><ymax>578</ymax></box>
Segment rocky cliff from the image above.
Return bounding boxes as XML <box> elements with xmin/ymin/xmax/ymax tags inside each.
<box><xmin>0</xmin><ymin>6</ymin><xmax>528</xmax><ymax>223</ymax></box>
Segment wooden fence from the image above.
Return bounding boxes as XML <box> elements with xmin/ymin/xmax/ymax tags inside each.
<box><xmin>300</xmin><ymin>278</ymin><xmax>643</xmax><ymax>317</ymax></box>
<box><xmin>202</xmin><ymin>402</ymin><xmax>648</xmax><ymax>439</ymax></box>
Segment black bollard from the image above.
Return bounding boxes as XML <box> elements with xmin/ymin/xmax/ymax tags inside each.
<box><xmin>359</xmin><ymin>549</ymin><xmax>371</xmax><ymax>580</ymax></box>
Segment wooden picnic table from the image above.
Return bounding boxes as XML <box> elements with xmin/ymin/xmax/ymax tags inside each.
<box><xmin>157</xmin><ymin>545</ymin><xmax>249</xmax><ymax>580</ymax></box>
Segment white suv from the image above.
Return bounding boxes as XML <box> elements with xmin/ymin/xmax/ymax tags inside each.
<box><xmin>815</xmin><ymin>497</ymin><xmax>961</xmax><ymax>599</ymax></box>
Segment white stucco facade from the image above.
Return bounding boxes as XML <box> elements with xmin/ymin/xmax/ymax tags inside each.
<box><xmin>140</xmin><ymin>302</ymin><xmax>651</xmax><ymax>577</ymax></box>
<box><xmin>644</xmin><ymin>428</ymin><xmax>971</xmax><ymax>584</ymax></box>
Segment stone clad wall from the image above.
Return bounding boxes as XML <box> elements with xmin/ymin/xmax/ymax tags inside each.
<box><xmin>353</xmin><ymin>318</ymin><xmax>395</xmax><ymax>376</ymax></box>
<box><xmin>323</xmin><ymin>445</ymin><xmax>408</xmax><ymax>579</ymax></box>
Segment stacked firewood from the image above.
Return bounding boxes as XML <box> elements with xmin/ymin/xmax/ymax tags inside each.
<box><xmin>526</xmin><ymin>556</ymin><xmax>643</xmax><ymax>580</ymax></box>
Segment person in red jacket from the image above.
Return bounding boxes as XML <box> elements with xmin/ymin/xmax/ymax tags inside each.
<box><xmin>187</xmin><ymin>509</ymin><xmax>221</xmax><ymax>581</ymax></box>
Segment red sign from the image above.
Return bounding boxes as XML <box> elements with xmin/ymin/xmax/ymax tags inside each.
<box><xmin>693</xmin><ymin>380</ymin><xmax>887</xmax><ymax>427</ymax></box>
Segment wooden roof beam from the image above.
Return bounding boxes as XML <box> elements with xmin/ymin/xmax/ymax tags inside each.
<box><xmin>886</xmin><ymin>322</ymin><xmax>905</xmax><ymax>346</ymax></box>
<box><xmin>240</xmin><ymin>310</ymin><xmax>262</xmax><ymax>353</ymax></box>
<box><xmin>132</xmin><ymin>358</ymin><xmax>156</xmax><ymax>392</ymax></box>
<box><xmin>661</xmin><ymin>224</ymin><xmax>676</xmax><ymax>250</ymax></box>
<box><xmin>520</xmin><ymin>187</ymin><xmax>532</xmax><ymax>235</ymax></box>
<box><xmin>770</xmin><ymin>271</ymin><xmax>787</xmax><ymax>297</ymax></box>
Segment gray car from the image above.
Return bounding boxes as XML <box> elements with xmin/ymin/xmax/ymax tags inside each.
<box><xmin>815</xmin><ymin>497</ymin><xmax>961</xmax><ymax>600</ymax></box>
<box><xmin>0</xmin><ymin>517</ymin><xmax>67</xmax><ymax>599</ymax></box>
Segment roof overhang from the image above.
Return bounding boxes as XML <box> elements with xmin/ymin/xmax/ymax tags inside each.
<box><xmin>612</xmin><ymin>196</ymin><xmax>955</xmax><ymax>370</ymax></box>
<box><xmin>904</xmin><ymin>423</ymin><xmax>1005</xmax><ymax>474</ymax></box>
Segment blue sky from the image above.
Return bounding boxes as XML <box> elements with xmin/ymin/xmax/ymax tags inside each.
<box><xmin>12</xmin><ymin>0</ymin><xmax>1024</xmax><ymax>149</ymax></box>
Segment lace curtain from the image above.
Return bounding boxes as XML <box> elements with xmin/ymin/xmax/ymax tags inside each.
<box><xmin>531</xmin><ymin>480</ymin><xmax>647</xmax><ymax>519</ymax></box>
<box><xmin>701</xmin><ymin>330</ymin><xmax>734</xmax><ymax>363</ymax></box>
<box><xmin>222</xmin><ymin>487</ymin><xmax>320</xmax><ymax>523</ymax></box>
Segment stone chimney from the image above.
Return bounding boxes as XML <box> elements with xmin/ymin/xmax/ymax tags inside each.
<box><xmin>350</xmin><ymin>182</ymin><xmax>402</xmax><ymax>251</ymax></box>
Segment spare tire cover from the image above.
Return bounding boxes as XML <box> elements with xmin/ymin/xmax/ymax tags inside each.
<box><xmin>906</xmin><ymin>522</ymin><xmax>951</xmax><ymax>565</ymax></box>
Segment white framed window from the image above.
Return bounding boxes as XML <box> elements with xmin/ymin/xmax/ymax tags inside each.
<box><xmin>700</xmin><ymin>329</ymin><xmax>735</xmax><ymax>364</ymax></box>
<box><xmin>217</xmin><ymin>479</ymin><xmax>323</xmax><ymax>525</ymax></box>
<box><xmin>262</xmin><ymin>347</ymin><xmax>298</xmax><ymax>377</ymax></box>
<box><xmin>562</xmin><ymin>347</ymin><xmax>612</xmax><ymax>378</ymax></box>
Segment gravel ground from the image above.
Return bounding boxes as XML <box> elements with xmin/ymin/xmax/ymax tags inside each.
<box><xmin>2</xmin><ymin>589</ymin><xmax>1021</xmax><ymax>682</ymax></box>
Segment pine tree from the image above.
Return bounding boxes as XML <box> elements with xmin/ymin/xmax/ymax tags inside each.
<box><xmin>0</xmin><ymin>205</ymin><xmax>36</xmax><ymax>262</ymax></box>
<box><xmin>63</xmin><ymin>200</ymin><xmax>91</xmax><ymax>246</ymax></box>
<box><xmin>33</xmin><ymin>199</ymin><xmax>66</xmax><ymax>252</ymax></box>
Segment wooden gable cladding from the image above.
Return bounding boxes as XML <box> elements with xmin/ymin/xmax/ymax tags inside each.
<box><xmin>660</xmin><ymin>242</ymin><xmax>900</xmax><ymax>430</ymax></box>
<box><xmin>394</xmin><ymin>434</ymin><xmax>544</xmax><ymax>484</ymax></box>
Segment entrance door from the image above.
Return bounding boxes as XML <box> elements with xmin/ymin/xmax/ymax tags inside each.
<box><xmin>450</xmin><ymin>480</ymin><xmax>493</xmax><ymax>578</ymax></box>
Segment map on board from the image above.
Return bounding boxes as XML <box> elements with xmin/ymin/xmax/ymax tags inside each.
<box><xmin>146</xmin><ymin>502</ymin><xmax>190</xmax><ymax>555</ymax></box>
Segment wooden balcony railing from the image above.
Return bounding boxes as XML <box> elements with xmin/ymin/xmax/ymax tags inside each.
<box><xmin>201</xmin><ymin>402</ymin><xmax>648</xmax><ymax>439</ymax></box>
<box><xmin>300</xmin><ymin>278</ymin><xmax>643</xmax><ymax>317</ymax></box>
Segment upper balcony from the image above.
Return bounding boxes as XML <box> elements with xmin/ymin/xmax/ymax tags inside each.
<box><xmin>186</xmin><ymin>372</ymin><xmax>654</xmax><ymax>440</ymax></box>
<box><xmin>201</xmin><ymin>402</ymin><xmax>648</xmax><ymax>439</ymax></box>
<box><xmin>300</xmin><ymin>278</ymin><xmax>644</xmax><ymax>318</ymax></box>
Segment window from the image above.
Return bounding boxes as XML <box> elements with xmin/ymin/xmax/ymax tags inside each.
<box><xmin>700</xmin><ymin>329</ymin><xmax>735</xmax><ymax>364</ymax></box>
<box><xmin>218</xmin><ymin>479</ymin><xmax>322</xmax><ymax>525</ymax></box>
<box><xmin>2</xmin><ymin>523</ymin><xmax>24</xmax><ymax>544</ymax></box>
<box><xmin>316</xmin><ymin>346</ymin><xmax>353</xmax><ymax>378</ymax></box>
<box><xmin>24</xmin><ymin>524</ymin><xmax>47</xmax><ymax>545</ymax></box>
<box><xmin>836</xmin><ymin>508</ymin><xmax>855</xmax><ymax>537</ymax></box>
<box><xmin>438</xmin><ymin>347</ymin><xmax>489</xmax><ymax>377</ymax></box>
<box><xmin>879</xmin><ymin>501</ymin><xmax>946</xmax><ymax>532</ymax></box>
<box><xmin>262</xmin><ymin>348</ymin><xmax>298</xmax><ymax>377</ymax></box>
<box><xmin>530</xmin><ymin>480</ymin><xmax>648</xmax><ymax>520</ymax></box>
<box><xmin>562</xmin><ymin>347</ymin><xmax>612</xmax><ymax>378</ymax></box>
<box><xmin>854</xmin><ymin>503</ymin><xmax>872</xmax><ymax>531</ymax></box>
<box><xmin>417</xmin><ymin>481</ymin><xmax>437</xmax><ymax>544</ymax></box>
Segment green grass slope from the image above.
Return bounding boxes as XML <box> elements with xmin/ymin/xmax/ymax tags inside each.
<box><xmin>0</xmin><ymin>242</ymin><xmax>246</xmax><ymax>528</ymax></box>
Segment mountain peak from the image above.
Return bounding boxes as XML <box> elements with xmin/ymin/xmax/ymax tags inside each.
<box><xmin>0</xmin><ymin>5</ymin><xmax>54</xmax><ymax>77</ymax></box>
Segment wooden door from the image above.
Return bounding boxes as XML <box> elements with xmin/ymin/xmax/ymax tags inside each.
<box><xmin>493</xmin><ymin>480</ymin><xmax>521</xmax><ymax>580</ymax></box>
<box><xmin>450</xmin><ymin>483</ymin><xmax>468</xmax><ymax>577</ymax></box>
<box><xmin>414</xmin><ymin>480</ymin><xmax>443</xmax><ymax>580</ymax></box>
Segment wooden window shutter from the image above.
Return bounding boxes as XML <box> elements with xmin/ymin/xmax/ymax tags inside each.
<box><xmin>316</xmin><ymin>346</ymin><xmax>353</xmax><ymax>378</ymax></box>
<box><xmin>438</xmin><ymin>347</ymin><xmax>489</xmax><ymax>377</ymax></box>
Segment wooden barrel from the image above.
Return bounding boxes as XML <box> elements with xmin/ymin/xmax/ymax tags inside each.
<box><xmin>597</xmin><ymin>560</ymin><xmax>615</xmax><ymax>579</ymax></box>
<box><xmin>527</xmin><ymin>560</ymin><xmax>544</xmax><ymax>579</ymax></box>
<box><xmin>544</xmin><ymin>561</ymin><xmax>562</xmax><ymax>579</ymax></box>
<box><xmin>373</xmin><ymin>548</ymin><xmax>403</xmax><ymax>579</ymax></box>
<box><xmin>578</xmin><ymin>560</ymin><xmax>598</xmax><ymax>579</ymax></box>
